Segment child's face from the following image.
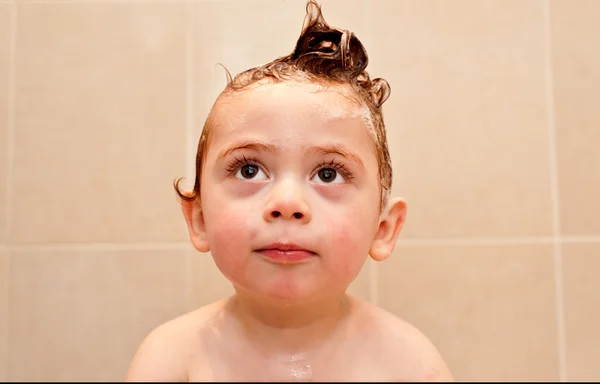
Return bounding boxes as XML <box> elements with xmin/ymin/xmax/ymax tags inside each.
<box><xmin>195</xmin><ymin>82</ymin><xmax>391</xmax><ymax>301</ymax></box>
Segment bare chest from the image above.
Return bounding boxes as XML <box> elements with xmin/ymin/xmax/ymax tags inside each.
<box><xmin>187</xmin><ymin>346</ymin><xmax>396</xmax><ymax>382</ymax></box>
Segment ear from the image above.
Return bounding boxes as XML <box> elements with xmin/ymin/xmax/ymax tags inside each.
<box><xmin>369</xmin><ymin>197</ymin><xmax>407</xmax><ymax>262</ymax></box>
<box><xmin>181</xmin><ymin>198</ymin><xmax>211</xmax><ymax>253</ymax></box>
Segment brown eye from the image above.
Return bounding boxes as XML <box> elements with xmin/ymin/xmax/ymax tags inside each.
<box><xmin>234</xmin><ymin>163</ymin><xmax>267</xmax><ymax>181</ymax></box>
<box><xmin>240</xmin><ymin>164</ymin><xmax>259</xmax><ymax>179</ymax></box>
<box><xmin>318</xmin><ymin>168</ymin><xmax>337</xmax><ymax>183</ymax></box>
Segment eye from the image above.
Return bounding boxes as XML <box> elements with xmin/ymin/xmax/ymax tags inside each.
<box><xmin>311</xmin><ymin>168</ymin><xmax>344</xmax><ymax>184</ymax></box>
<box><xmin>235</xmin><ymin>164</ymin><xmax>267</xmax><ymax>181</ymax></box>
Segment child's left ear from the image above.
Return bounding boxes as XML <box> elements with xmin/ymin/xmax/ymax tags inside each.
<box><xmin>369</xmin><ymin>197</ymin><xmax>408</xmax><ymax>262</ymax></box>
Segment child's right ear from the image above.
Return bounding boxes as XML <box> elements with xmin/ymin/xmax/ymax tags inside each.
<box><xmin>181</xmin><ymin>199</ymin><xmax>211</xmax><ymax>253</ymax></box>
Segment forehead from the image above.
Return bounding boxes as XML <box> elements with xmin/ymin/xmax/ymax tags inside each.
<box><xmin>208</xmin><ymin>82</ymin><xmax>375</xmax><ymax>153</ymax></box>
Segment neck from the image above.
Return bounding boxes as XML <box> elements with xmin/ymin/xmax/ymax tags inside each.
<box><xmin>226</xmin><ymin>289</ymin><xmax>353</xmax><ymax>354</ymax></box>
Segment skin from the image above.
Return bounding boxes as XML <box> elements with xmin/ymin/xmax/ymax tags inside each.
<box><xmin>125</xmin><ymin>81</ymin><xmax>453</xmax><ymax>382</ymax></box>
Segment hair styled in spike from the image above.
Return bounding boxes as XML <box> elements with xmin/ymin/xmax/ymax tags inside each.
<box><xmin>175</xmin><ymin>0</ymin><xmax>393</xmax><ymax>209</ymax></box>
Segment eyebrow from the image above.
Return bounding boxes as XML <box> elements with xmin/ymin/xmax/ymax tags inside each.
<box><xmin>217</xmin><ymin>141</ymin><xmax>277</xmax><ymax>161</ymax></box>
<box><xmin>305</xmin><ymin>144</ymin><xmax>365</xmax><ymax>170</ymax></box>
<box><xmin>217</xmin><ymin>140</ymin><xmax>365</xmax><ymax>170</ymax></box>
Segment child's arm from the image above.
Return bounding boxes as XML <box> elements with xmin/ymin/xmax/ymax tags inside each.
<box><xmin>125</xmin><ymin>323</ymin><xmax>189</xmax><ymax>382</ymax></box>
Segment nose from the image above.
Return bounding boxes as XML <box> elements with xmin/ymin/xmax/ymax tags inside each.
<box><xmin>263</xmin><ymin>179</ymin><xmax>312</xmax><ymax>224</ymax></box>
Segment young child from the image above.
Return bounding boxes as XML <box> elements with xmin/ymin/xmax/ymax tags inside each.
<box><xmin>126</xmin><ymin>1</ymin><xmax>453</xmax><ymax>381</ymax></box>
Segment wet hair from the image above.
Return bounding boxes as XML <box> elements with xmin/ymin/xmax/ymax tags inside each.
<box><xmin>175</xmin><ymin>0</ymin><xmax>392</xmax><ymax>209</ymax></box>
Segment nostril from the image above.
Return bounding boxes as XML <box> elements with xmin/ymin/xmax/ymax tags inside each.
<box><xmin>269</xmin><ymin>211</ymin><xmax>304</xmax><ymax>219</ymax></box>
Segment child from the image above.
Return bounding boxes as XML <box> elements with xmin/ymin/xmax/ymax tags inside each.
<box><xmin>126</xmin><ymin>1</ymin><xmax>453</xmax><ymax>381</ymax></box>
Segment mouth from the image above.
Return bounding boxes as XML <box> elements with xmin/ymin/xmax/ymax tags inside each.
<box><xmin>255</xmin><ymin>242</ymin><xmax>317</xmax><ymax>264</ymax></box>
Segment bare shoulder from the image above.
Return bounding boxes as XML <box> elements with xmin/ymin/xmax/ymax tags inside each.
<box><xmin>354</xmin><ymin>298</ymin><xmax>454</xmax><ymax>382</ymax></box>
<box><xmin>125</xmin><ymin>300</ymin><xmax>227</xmax><ymax>382</ymax></box>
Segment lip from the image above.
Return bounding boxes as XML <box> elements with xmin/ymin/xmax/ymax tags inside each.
<box><xmin>255</xmin><ymin>242</ymin><xmax>316</xmax><ymax>264</ymax></box>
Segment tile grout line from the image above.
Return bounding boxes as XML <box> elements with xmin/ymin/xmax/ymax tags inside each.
<box><xmin>5</xmin><ymin>3</ymin><xmax>17</xmax><ymax>379</ymax></box>
<box><xmin>185</xmin><ymin>2</ymin><xmax>195</xmax><ymax>194</ymax></box>
<box><xmin>560</xmin><ymin>236</ymin><xmax>600</xmax><ymax>243</ymax></box>
<box><xmin>397</xmin><ymin>236</ymin><xmax>555</xmax><ymax>246</ymax></box>
<box><xmin>543</xmin><ymin>0</ymin><xmax>567</xmax><ymax>381</ymax></box>
<box><xmin>9</xmin><ymin>242</ymin><xmax>193</xmax><ymax>252</ymax></box>
<box><xmin>5</xmin><ymin>0</ymin><xmax>16</xmax><ymax>251</ymax></box>
<box><xmin>184</xmin><ymin>1</ymin><xmax>195</xmax><ymax>312</ymax></box>
<box><xmin>21</xmin><ymin>0</ymin><xmax>203</xmax><ymax>3</ymax></box>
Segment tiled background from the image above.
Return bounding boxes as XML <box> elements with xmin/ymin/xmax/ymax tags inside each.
<box><xmin>1</xmin><ymin>0</ymin><xmax>598</xmax><ymax>381</ymax></box>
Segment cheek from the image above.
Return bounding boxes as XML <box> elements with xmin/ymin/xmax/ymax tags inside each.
<box><xmin>202</xmin><ymin>183</ymin><xmax>254</xmax><ymax>245</ymax></box>
<box><xmin>322</xmin><ymin>206</ymin><xmax>378</xmax><ymax>281</ymax></box>
<box><xmin>321</xmin><ymin>184</ymin><xmax>380</xmax><ymax>249</ymax></box>
<box><xmin>210</xmin><ymin>212</ymin><xmax>247</xmax><ymax>251</ymax></box>
<box><xmin>204</xmin><ymin>202</ymin><xmax>257</xmax><ymax>279</ymax></box>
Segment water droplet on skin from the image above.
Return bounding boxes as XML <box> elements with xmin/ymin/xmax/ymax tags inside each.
<box><xmin>290</xmin><ymin>364</ymin><xmax>312</xmax><ymax>380</ymax></box>
<box><xmin>281</xmin><ymin>353</ymin><xmax>313</xmax><ymax>381</ymax></box>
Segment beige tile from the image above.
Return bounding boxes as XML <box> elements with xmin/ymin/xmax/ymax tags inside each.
<box><xmin>551</xmin><ymin>0</ymin><xmax>600</xmax><ymax>235</ymax></box>
<box><xmin>371</xmin><ymin>0</ymin><xmax>552</xmax><ymax>238</ymax></box>
<box><xmin>562</xmin><ymin>243</ymin><xmax>600</xmax><ymax>381</ymax></box>
<box><xmin>0</xmin><ymin>249</ymin><xmax>8</xmax><ymax>381</ymax></box>
<box><xmin>189</xmin><ymin>0</ymin><xmax>368</xmax><ymax>186</ymax></box>
<box><xmin>8</xmin><ymin>248</ymin><xmax>188</xmax><ymax>381</ymax></box>
<box><xmin>194</xmin><ymin>0</ymin><xmax>367</xmax><ymax>89</ymax></box>
<box><xmin>0</xmin><ymin>5</ymin><xmax>10</xmax><ymax>244</ymax></box>
<box><xmin>378</xmin><ymin>244</ymin><xmax>559</xmax><ymax>381</ymax></box>
<box><xmin>11</xmin><ymin>3</ymin><xmax>189</xmax><ymax>244</ymax></box>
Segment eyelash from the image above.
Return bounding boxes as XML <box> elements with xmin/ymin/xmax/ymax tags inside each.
<box><xmin>225</xmin><ymin>155</ymin><xmax>354</xmax><ymax>181</ymax></box>
<box><xmin>313</xmin><ymin>158</ymin><xmax>355</xmax><ymax>181</ymax></box>
<box><xmin>225</xmin><ymin>155</ymin><xmax>262</xmax><ymax>175</ymax></box>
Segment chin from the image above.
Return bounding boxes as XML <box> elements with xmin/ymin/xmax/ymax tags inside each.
<box><xmin>233</xmin><ymin>279</ymin><xmax>325</xmax><ymax>303</ymax></box>
<box><xmin>259</xmin><ymin>283</ymin><xmax>310</xmax><ymax>302</ymax></box>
